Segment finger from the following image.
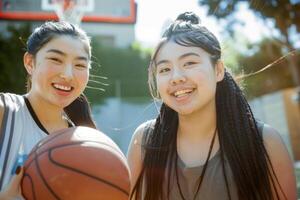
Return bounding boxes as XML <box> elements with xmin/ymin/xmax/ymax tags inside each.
<box><xmin>9</xmin><ymin>166</ymin><xmax>24</xmax><ymax>193</ymax></box>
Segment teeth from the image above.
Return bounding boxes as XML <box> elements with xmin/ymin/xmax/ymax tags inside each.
<box><xmin>53</xmin><ymin>84</ymin><xmax>72</xmax><ymax>91</ymax></box>
<box><xmin>174</xmin><ymin>89</ymin><xmax>193</xmax><ymax>97</ymax></box>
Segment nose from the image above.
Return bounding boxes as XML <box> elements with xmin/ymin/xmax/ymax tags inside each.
<box><xmin>60</xmin><ymin>63</ymin><xmax>73</xmax><ymax>80</ymax></box>
<box><xmin>170</xmin><ymin>68</ymin><xmax>186</xmax><ymax>85</ymax></box>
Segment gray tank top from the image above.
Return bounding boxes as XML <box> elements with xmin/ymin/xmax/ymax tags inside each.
<box><xmin>162</xmin><ymin>150</ymin><xmax>238</xmax><ymax>200</ymax></box>
<box><xmin>141</xmin><ymin>120</ymin><xmax>264</xmax><ymax>200</ymax></box>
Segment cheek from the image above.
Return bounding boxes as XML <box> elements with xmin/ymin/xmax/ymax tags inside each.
<box><xmin>33</xmin><ymin>63</ymin><xmax>54</xmax><ymax>82</ymax></box>
<box><xmin>193</xmin><ymin>67</ymin><xmax>216</xmax><ymax>84</ymax></box>
<box><xmin>75</xmin><ymin>70</ymin><xmax>89</xmax><ymax>87</ymax></box>
<box><xmin>199</xmin><ymin>76</ymin><xmax>217</xmax><ymax>95</ymax></box>
<box><xmin>190</xmin><ymin>69</ymin><xmax>217</xmax><ymax>95</ymax></box>
<box><xmin>156</xmin><ymin>76</ymin><xmax>169</xmax><ymax>94</ymax></box>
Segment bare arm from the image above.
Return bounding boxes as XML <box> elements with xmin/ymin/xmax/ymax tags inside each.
<box><xmin>127</xmin><ymin>123</ymin><xmax>144</xmax><ymax>189</ymax></box>
<box><xmin>263</xmin><ymin>124</ymin><xmax>297</xmax><ymax>200</ymax></box>
<box><xmin>127</xmin><ymin>122</ymin><xmax>149</xmax><ymax>198</ymax></box>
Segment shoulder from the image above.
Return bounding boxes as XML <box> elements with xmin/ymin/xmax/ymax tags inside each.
<box><xmin>0</xmin><ymin>93</ymin><xmax>24</xmax><ymax>109</ymax></box>
<box><xmin>127</xmin><ymin>119</ymin><xmax>156</xmax><ymax>160</ymax></box>
<box><xmin>131</xmin><ymin>119</ymin><xmax>156</xmax><ymax>145</ymax></box>
<box><xmin>127</xmin><ymin>119</ymin><xmax>156</xmax><ymax>189</ymax></box>
<box><xmin>260</xmin><ymin>123</ymin><xmax>288</xmax><ymax>156</ymax></box>
<box><xmin>0</xmin><ymin>93</ymin><xmax>15</xmax><ymax>122</ymax></box>
<box><xmin>260</xmin><ymin>123</ymin><xmax>297</xmax><ymax>199</ymax></box>
<box><xmin>260</xmin><ymin>123</ymin><xmax>285</xmax><ymax>147</ymax></box>
<box><xmin>0</xmin><ymin>93</ymin><xmax>26</xmax><ymax>131</ymax></box>
<box><xmin>261</xmin><ymin>123</ymin><xmax>292</xmax><ymax>167</ymax></box>
<box><xmin>128</xmin><ymin>120</ymin><xmax>155</xmax><ymax>155</ymax></box>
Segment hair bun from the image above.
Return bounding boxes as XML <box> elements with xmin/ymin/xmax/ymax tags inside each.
<box><xmin>176</xmin><ymin>12</ymin><xmax>200</xmax><ymax>24</ymax></box>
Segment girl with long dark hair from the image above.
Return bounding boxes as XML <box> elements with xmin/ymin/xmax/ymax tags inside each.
<box><xmin>0</xmin><ymin>21</ymin><xmax>96</xmax><ymax>199</ymax></box>
<box><xmin>128</xmin><ymin>12</ymin><xmax>297</xmax><ymax>200</ymax></box>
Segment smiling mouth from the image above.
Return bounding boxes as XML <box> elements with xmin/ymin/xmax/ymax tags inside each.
<box><xmin>52</xmin><ymin>83</ymin><xmax>73</xmax><ymax>92</ymax></box>
<box><xmin>173</xmin><ymin>89</ymin><xmax>194</xmax><ymax>98</ymax></box>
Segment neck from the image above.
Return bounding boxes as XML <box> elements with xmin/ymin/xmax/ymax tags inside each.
<box><xmin>26</xmin><ymin>92</ymin><xmax>67</xmax><ymax>133</ymax></box>
<box><xmin>178</xmin><ymin>99</ymin><xmax>217</xmax><ymax>140</ymax></box>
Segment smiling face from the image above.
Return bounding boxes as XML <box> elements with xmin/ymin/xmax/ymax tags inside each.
<box><xmin>24</xmin><ymin>35</ymin><xmax>90</xmax><ymax>109</ymax></box>
<box><xmin>154</xmin><ymin>41</ymin><xmax>224</xmax><ymax>115</ymax></box>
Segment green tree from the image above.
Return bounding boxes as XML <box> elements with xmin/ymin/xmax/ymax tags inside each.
<box><xmin>238</xmin><ymin>38</ymin><xmax>295</xmax><ymax>98</ymax></box>
<box><xmin>85</xmin><ymin>40</ymin><xmax>151</xmax><ymax>103</ymax></box>
<box><xmin>0</xmin><ymin>23</ymin><xmax>31</xmax><ymax>93</ymax></box>
<box><xmin>199</xmin><ymin>0</ymin><xmax>300</xmax><ymax>87</ymax></box>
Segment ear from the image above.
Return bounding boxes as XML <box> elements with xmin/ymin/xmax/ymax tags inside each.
<box><xmin>23</xmin><ymin>52</ymin><xmax>34</xmax><ymax>75</ymax></box>
<box><xmin>215</xmin><ymin>60</ymin><xmax>225</xmax><ymax>82</ymax></box>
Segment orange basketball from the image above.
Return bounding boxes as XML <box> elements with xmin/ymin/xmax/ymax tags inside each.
<box><xmin>21</xmin><ymin>126</ymin><xmax>131</xmax><ymax>200</ymax></box>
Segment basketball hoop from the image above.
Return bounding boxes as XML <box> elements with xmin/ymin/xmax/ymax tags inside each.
<box><xmin>42</xmin><ymin>0</ymin><xmax>94</xmax><ymax>26</ymax></box>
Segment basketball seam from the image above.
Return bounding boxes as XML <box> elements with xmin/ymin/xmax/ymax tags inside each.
<box><xmin>25</xmin><ymin>142</ymin><xmax>129</xmax><ymax>198</ymax></box>
<box><xmin>22</xmin><ymin>174</ymin><xmax>37</xmax><ymax>200</ymax></box>
<box><xmin>31</xmin><ymin>128</ymin><xmax>75</xmax><ymax>153</ymax></box>
<box><xmin>35</xmin><ymin>150</ymin><xmax>61</xmax><ymax>200</ymax></box>
<box><xmin>31</xmin><ymin>129</ymin><xmax>125</xmax><ymax>160</ymax></box>
<box><xmin>49</xmin><ymin>145</ymin><xmax>129</xmax><ymax>196</ymax></box>
<box><xmin>25</xmin><ymin>140</ymin><xmax>125</xmax><ymax>168</ymax></box>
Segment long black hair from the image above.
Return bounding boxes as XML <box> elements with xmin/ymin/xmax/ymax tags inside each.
<box><xmin>26</xmin><ymin>21</ymin><xmax>96</xmax><ymax>129</ymax></box>
<box><xmin>131</xmin><ymin>12</ymin><xmax>285</xmax><ymax>200</ymax></box>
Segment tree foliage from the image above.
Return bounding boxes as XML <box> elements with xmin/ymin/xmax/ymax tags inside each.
<box><xmin>84</xmin><ymin>40</ymin><xmax>151</xmax><ymax>103</ymax></box>
<box><xmin>199</xmin><ymin>0</ymin><xmax>300</xmax><ymax>97</ymax></box>
<box><xmin>0</xmin><ymin>23</ymin><xmax>31</xmax><ymax>93</ymax></box>
<box><xmin>238</xmin><ymin>39</ymin><xmax>295</xmax><ymax>98</ymax></box>
<box><xmin>199</xmin><ymin>0</ymin><xmax>300</xmax><ymax>38</ymax></box>
<box><xmin>0</xmin><ymin>24</ymin><xmax>151</xmax><ymax>102</ymax></box>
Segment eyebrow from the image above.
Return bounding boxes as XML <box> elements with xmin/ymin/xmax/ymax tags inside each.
<box><xmin>46</xmin><ymin>49</ymin><xmax>88</xmax><ymax>61</ymax></box>
<box><xmin>156</xmin><ymin>52</ymin><xmax>200</xmax><ymax>66</ymax></box>
<box><xmin>156</xmin><ymin>59</ymin><xmax>169</xmax><ymax>66</ymax></box>
<box><xmin>178</xmin><ymin>52</ymin><xmax>200</xmax><ymax>60</ymax></box>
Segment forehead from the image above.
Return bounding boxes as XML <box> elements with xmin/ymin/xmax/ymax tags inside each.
<box><xmin>155</xmin><ymin>41</ymin><xmax>210</xmax><ymax>62</ymax></box>
<box><xmin>41</xmin><ymin>35</ymin><xmax>89</xmax><ymax>58</ymax></box>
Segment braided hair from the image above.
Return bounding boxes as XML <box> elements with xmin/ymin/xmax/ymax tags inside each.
<box><xmin>131</xmin><ymin>12</ymin><xmax>285</xmax><ymax>200</ymax></box>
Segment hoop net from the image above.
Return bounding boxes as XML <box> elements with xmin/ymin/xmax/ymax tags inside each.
<box><xmin>42</xmin><ymin>0</ymin><xmax>94</xmax><ymax>26</ymax></box>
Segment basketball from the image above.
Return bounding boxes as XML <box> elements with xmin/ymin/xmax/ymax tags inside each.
<box><xmin>21</xmin><ymin>126</ymin><xmax>131</xmax><ymax>200</ymax></box>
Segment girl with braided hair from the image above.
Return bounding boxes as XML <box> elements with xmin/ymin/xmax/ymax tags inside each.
<box><xmin>127</xmin><ymin>12</ymin><xmax>297</xmax><ymax>200</ymax></box>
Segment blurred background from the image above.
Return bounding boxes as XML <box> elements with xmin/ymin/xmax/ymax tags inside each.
<box><xmin>0</xmin><ymin>0</ymin><xmax>300</xmax><ymax>195</ymax></box>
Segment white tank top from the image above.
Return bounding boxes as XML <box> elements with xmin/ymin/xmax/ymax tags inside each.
<box><xmin>0</xmin><ymin>93</ymin><xmax>48</xmax><ymax>190</ymax></box>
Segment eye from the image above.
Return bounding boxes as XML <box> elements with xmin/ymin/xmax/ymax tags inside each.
<box><xmin>184</xmin><ymin>61</ymin><xmax>198</xmax><ymax>67</ymax></box>
<box><xmin>75</xmin><ymin>64</ymin><xmax>88</xmax><ymax>69</ymax></box>
<box><xmin>158</xmin><ymin>67</ymin><xmax>170</xmax><ymax>74</ymax></box>
<box><xmin>48</xmin><ymin>57</ymin><xmax>62</xmax><ymax>63</ymax></box>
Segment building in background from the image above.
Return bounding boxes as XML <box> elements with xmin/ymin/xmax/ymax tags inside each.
<box><xmin>0</xmin><ymin>0</ymin><xmax>136</xmax><ymax>48</ymax></box>
<box><xmin>250</xmin><ymin>87</ymin><xmax>300</xmax><ymax>162</ymax></box>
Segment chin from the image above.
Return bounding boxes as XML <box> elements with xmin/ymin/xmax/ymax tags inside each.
<box><xmin>170</xmin><ymin>105</ymin><xmax>195</xmax><ymax>116</ymax></box>
<box><xmin>54</xmin><ymin>99</ymin><xmax>74</xmax><ymax>109</ymax></box>
<box><xmin>177</xmin><ymin>109</ymin><xmax>195</xmax><ymax>116</ymax></box>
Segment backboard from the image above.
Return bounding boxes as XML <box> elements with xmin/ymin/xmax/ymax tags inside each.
<box><xmin>41</xmin><ymin>0</ymin><xmax>95</xmax><ymax>25</ymax></box>
<box><xmin>0</xmin><ymin>0</ymin><xmax>136</xmax><ymax>24</ymax></box>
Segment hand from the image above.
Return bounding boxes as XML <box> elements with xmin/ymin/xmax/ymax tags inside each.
<box><xmin>0</xmin><ymin>166</ymin><xmax>24</xmax><ymax>200</ymax></box>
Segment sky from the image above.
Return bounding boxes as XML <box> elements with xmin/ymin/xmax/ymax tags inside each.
<box><xmin>134</xmin><ymin>0</ymin><xmax>275</xmax><ymax>48</ymax></box>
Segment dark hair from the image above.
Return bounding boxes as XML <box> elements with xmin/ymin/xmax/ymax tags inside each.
<box><xmin>26</xmin><ymin>21</ymin><xmax>96</xmax><ymax>129</ymax></box>
<box><xmin>64</xmin><ymin>93</ymin><xmax>97</xmax><ymax>129</ymax></box>
<box><xmin>26</xmin><ymin>21</ymin><xmax>91</xmax><ymax>57</ymax></box>
<box><xmin>131</xmin><ymin>12</ymin><xmax>285</xmax><ymax>200</ymax></box>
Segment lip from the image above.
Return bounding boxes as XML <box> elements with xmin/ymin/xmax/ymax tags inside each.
<box><xmin>169</xmin><ymin>86</ymin><xmax>195</xmax><ymax>96</ymax></box>
<box><xmin>51</xmin><ymin>83</ymin><xmax>74</xmax><ymax>96</ymax></box>
<box><xmin>169</xmin><ymin>87</ymin><xmax>196</xmax><ymax>102</ymax></box>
